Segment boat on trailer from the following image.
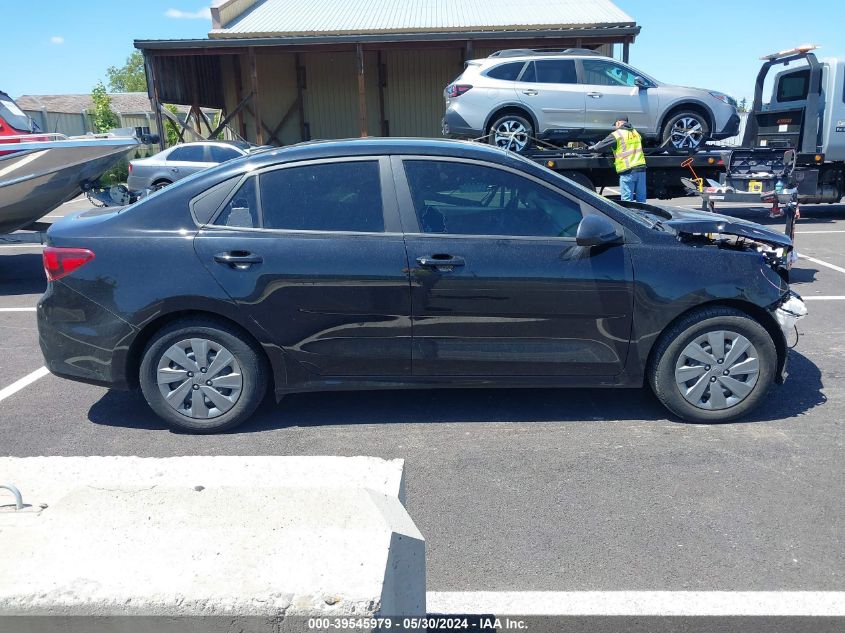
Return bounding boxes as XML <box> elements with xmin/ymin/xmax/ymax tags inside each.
<box><xmin>0</xmin><ymin>91</ymin><xmax>142</xmax><ymax>234</ymax></box>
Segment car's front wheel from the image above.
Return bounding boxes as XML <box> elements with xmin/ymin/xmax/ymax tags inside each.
<box><xmin>139</xmin><ymin>318</ymin><xmax>268</xmax><ymax>433</ymax></box>
<box><xmin>649</xmin><ymin>307</ymin><xmax>777</xmax><ymax>422</ymax></box>
<box><xmin>661</xmin><ymin>111</ymin><xmax>710</xmax><ymax>149</ymax></box>
<box><xmin>488</xmin><ymin>114</ymin><xmax>534</xmax><ymax>154</ymax></box>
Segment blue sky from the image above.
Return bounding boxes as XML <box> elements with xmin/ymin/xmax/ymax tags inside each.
<box><xmin>614</xmin><ymin>0</ymin><xmax>842</xmax><ymax>103</ymax></box>
<box><xmin>2</xmin><ymin>1</ymin><xmax>212</xmax><ymax>97</ymax></box>
<box><xmin>2</xmin><ymin>0</ymin><xmax>841</xmax><ymax>103</ymax></box>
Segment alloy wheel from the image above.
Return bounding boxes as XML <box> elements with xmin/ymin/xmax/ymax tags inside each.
<box><xmin>673</xmin><ymin>330</ymin><xmax>760</xmax><ymax>410</ymax></box>
<box><xmin>493</xmin><ymin>119</ymin><xmax>529</xmax><ymax>152</ymax></box>
<box><xmin>669</xmin><ymin>116</ymin><xmax>705</xmax><ymax>149</ymax></box>
<box><xmin>156</xmin><ymin>338</ymin><xmax>244</xmax><ymax>419</ymax></box>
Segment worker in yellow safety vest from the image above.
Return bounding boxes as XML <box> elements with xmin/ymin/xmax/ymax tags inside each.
<box><xmin>589</xmin><ymin>116</ymin><xmax>647</xmax><ymax>202</ymax></box>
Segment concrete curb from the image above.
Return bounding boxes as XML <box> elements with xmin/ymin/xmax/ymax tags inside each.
<box><xmin>0</xmin><ymin>456</ymin><xmax>424</xmax><ymax>629</ymax></box>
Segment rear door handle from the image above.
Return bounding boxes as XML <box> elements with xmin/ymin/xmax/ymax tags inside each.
<box><xmin>587</xmin><ymin>92</ymin><xmax>603</xmax><ymax>99</ymax></box>
<box><xmin>170</xmin><ymin>167</ymin><xmax>180</xmax><ymax>173</ymax></box>
<box><xmin>214</xmin><ymin>251</ymin><xmax>263</xmax><ymax>269</ymax></box>
<box><xmin>522</xmin><ymin>90</ymin><xmax>539</xmax><ymax>96</ymax></box>
<box><xmin>416</xmin><ymin>255</ymin><xmax>465</xmax><ymax>269</ymax></box>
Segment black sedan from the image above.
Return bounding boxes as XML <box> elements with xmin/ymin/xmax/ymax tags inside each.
<box><xmin>38</xmin><ymin>138</ymin><xmax>805</xmax><ymax>432</ymax></box>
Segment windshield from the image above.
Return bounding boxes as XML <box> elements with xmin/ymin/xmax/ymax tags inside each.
<box><xmin>0</xmin><ymin>92</ymin><xmax>37</xmax><ymax>133</ymax></box>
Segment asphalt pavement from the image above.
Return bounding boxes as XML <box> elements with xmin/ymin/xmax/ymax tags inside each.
<box><xmin>1</xmin><ymin>195</ymin><xmax>842</xmax><ymax>593</ymax></box>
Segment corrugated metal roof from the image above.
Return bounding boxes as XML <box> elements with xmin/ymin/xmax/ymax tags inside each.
<box><xmin>210</xmin><ymin>0</ymin><xmax>635</xmax><ymax>38</ymax></box>
<box><xmin>15</xmin><ymin>93</ymin><xmax>214</xmax><ymax>115</ymax></box>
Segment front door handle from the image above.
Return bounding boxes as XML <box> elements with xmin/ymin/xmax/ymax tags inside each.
<box><xmin>587</xmin><ymin>92</ymin><xmax>603</xmax><ymax>99</ymax></box>
<box><xmin>416</xmin><ymin>254</ymin><xmax>465</xmax><ymax>269</ymax></box>
<box><xmin>522</xmin><ymin>89</ymin><xmax>539</xmax><ymax>96</ymax></box>
<box><xmin>214</xmin><ymin>251</ymin><xmax>263</xmax><ymax>269</ymax></box>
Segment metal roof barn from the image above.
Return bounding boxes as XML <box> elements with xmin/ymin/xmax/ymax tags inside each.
<box><xmin>135</xmin><ymin>0</ymin><xmax>640</xmax><ymax>148</ymax></box>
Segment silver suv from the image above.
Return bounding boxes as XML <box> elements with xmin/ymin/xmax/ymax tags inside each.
<box><xmin>442</xmin><ymin>49</ymin><xmax>740</xmax><ymax>152</ymax></box>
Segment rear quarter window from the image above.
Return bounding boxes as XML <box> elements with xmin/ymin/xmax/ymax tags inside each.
<box><xmin>485</xmin><ymin>62</ymin><xmax>526</xmax><ymax>81</ymax></box>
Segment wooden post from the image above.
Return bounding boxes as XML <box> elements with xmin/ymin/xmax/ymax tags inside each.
<box><xmin>248</xmin><ymin>47</ymin><xmax>264</xmax><ymax>144</ymax></box>
<box><xmin>377</xmin><ymin>50</ymin><xmax>388</xmax><ymax>137</ymax></box>
<box><xmin>295</xmin><ymin>53</ymin><xmax>309</xmax><ymax>141</ymax></box>
<box><xmin>464</xmin><ymin>40</ymin><xmax>474</xmax><ymax>61</ymax></box>
<box><xmin>623</xmin><ymin>41</ymin><xmax>630</xmax><ymax>63</ymax></box>
<box><xmin>233</xmin><ymin>55</ymin><xmax>248</xmax><ymax>140</ymax></box>
<box><xmin>144</xmin><ymin>53</ymin><xmax>167</xmax><ymax>150</ymax></box>
<box><xmin>356</xmin><ymin>43</ymin><xmax>368</xmax><ymax>137</ymax></box>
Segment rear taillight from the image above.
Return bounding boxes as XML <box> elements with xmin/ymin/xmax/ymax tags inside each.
<box><xmin>446</xmin><ymin>84</ymin><xmax>473</xmax><ymax>98</ymax></box>
<box><xmin>43</xmin><ymin>247</ymin><xmax>95</xmax><ymax>282</ymax></box>
<box><xmin>128</xmin><ymin>162</ymin><xmax>133</xmax><ymax>173</ymax></box>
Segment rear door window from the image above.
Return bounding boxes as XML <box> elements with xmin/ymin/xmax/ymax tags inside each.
<box><xmin>519</xmin><ymin>62</ymin><xmax>537</xmax><ymax>83</ymax></box>
<box><xmin>168</xmin><ymin>145</ymin><xmax>207</xmax><ymax>162</ymax></box>
<box><xmin>486</xmin><ymin>62</ymin><xmax>526</xmax><ymax>81</ymax></box>
<box><xmin>534</xmin><ymin>60</ymin><xmax>577</xmax><ymax>84</ymax></box>
<box><xmin>213</xmin><ymin>177</ymin><xmax>259</xmax><ymax>228</ymax></box>
<box><xmin>259</xmin><ymin>161</ymin><xmax>385</xmax><ymax>232</ymax></box>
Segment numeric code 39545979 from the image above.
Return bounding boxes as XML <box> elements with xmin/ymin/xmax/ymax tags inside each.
<box><xmin>307</xmin><ymin>616</ymin><xmax>473</xmax><ymax>630</ymax></box>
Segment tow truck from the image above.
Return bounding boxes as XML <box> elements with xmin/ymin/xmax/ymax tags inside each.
<box><xmin>524</xmin><ymin>45</ymin><xmax>845</xmax><ymax>212</ymax></box>
<box><xmin>687</xmin><ymin>45</ymin><xmax>843</xmax><ymax>212</ymax></box>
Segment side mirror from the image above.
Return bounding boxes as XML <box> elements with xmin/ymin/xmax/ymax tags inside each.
<box><xmin>576</xmin><ymin>215</ymin><xmax>623</xmax><ymax>247</ymax></box>
<box><xmin>634</xmin><ymin>76</ymin><xmax>649</xmax><ymax>89</ymax></box>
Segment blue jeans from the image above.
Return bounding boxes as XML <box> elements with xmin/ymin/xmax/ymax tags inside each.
<box><xmin>619</xmin><ymin>169</ymin><xmax>647</xmax><ymax>202</ymax></box>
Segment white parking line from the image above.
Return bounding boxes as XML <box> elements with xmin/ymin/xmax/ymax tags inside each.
<box><xmin>426</xmin><ymin>591</ymin><xmax>845</xmax><ymax>616</ymax></box>
<box><xmin>0</xmin><ymin>307</ymin><xmax>37</xmax><ymax>312</ymax></box>
<box><xmin>803</xmin><ymin>296</ymin><xmax>845</xmax><ymax>300</ymax></box>
<box><xmin>798</xmin><ymin>254</ymin><xmax>845</xmax><ymax>275</ymax></box>
<box><xmin>0</xmin><ymin>367</ymin><xmax>50</xmax><ymax>403</ymax></box>
<box><xmin>795</xmin><ymin>230</ymin><xmax>845</xmax><ymax>234</ymax></box>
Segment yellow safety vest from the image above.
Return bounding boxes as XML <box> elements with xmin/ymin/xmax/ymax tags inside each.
<box><xmin>611</xmin><ymin>128</ymin><xmax>646</xmax><ymax>173</ymax></box>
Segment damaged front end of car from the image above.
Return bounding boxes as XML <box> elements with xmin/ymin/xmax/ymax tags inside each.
<box><xmin>620</xmin><ymin>201</ymin><xmax>809</xmax><ymax>379</ymax></box>
<box><xmin>665</xmin><ymin>214</ymin><xmax>809</xmax><ymax>383</ymax></box>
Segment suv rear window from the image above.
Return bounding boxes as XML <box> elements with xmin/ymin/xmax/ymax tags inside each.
<box><xmin>486</xmin><ymin>62</ymin><xmax>525</xmax><ymax>81</ymax></box>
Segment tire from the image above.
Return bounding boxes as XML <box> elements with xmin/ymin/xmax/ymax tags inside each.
<box><xmin>151</xmin><ymin>179</ymin><xmax>172</xmax><ymax>191</ymax></box>
<box><xmin>648</xmin><ymin>307</ymin><xmax>776</xmax><ymax>423</ymax></box>
<box><xmin>661</xmin><ymin>111</ymin><xmax>710</xmax><ymax>150</ymax></box>
<box><xmin>488</xmin><ymin>114</ymin><xmax>534</xmax><ymax>154</ymax></box>
<box><xmin>139</xmin><ymin>318</ymin><xmax>268</xmax><ymax>433</ymax></box>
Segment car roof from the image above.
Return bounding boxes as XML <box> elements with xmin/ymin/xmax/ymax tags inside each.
<box><xmin>243</xmin><ymin>137</ymin><xmax>517</xmax><ymax>167</ymax></box>
<box><xmin>173</xmin><ymin>140</ymin><xmax>251</xmax><ymax>149</ymax></box>
<box><xmin>472</xmin><ymin>53</ymin><xmax>615</xmax><ymax>66</ymax></box>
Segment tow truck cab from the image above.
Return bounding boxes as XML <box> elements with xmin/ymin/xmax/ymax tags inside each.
<box><xmin>725</xmin><ymin>46</ymin><xmax>845</xmax><ymax>205</ymax></box>
<box><xmin>766</xmin><ymin>57</ymin><xmax>845</xmax><ymax>161</ymax></box>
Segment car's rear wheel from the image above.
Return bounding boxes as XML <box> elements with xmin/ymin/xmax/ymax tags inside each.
<box><xmin>661</xmin><ymin>111</ymin><xmax>710</xmax><ymax>149</ymax></box>
<box><xmin>488</xmin><ymin>114</ymin><xmax>534</xmax><ymax>154</ymax></box>
<box><xmin>151</xmin><ymin>179</ymin><xmax>172</xmax><ymax>191</ymax></box>
<box><xmin>139</xmin><ymin>319</ymin><xmax>267</xmax><ymax>433</ymax></box>
<box><xmin>648</xmin><ymin>307</ymin><xmax>776</xmax><ymax>422</ymax></box>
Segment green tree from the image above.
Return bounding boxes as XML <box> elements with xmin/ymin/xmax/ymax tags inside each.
<box><xmin>164</xmin><ymin>103</ymin><xmax>182</xmax><ymax>147</ymax></box>
<box><xmin>738</xmin><ymin>98</ymin><xmax>749</xmax><ymax>113</ymax></box>
<box><xmin>90</xmin><ymin>81</ymin><xmax>119</xmax><ymax>133</ymax></box>
<box><xmin>107</xmin><ymin>51</ymin><xmax>147</xmax><ymax>93</ymax></box>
